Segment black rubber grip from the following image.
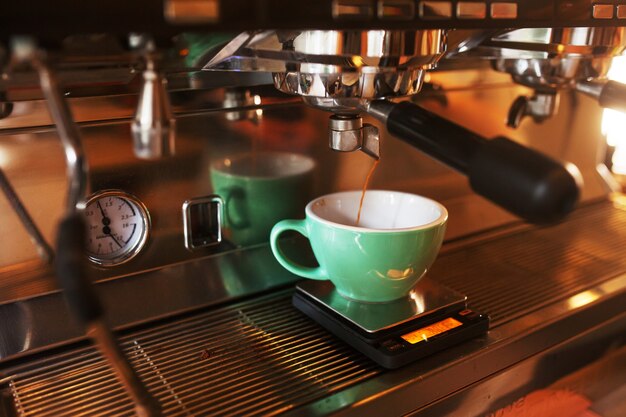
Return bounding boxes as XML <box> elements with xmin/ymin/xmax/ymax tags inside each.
<box><xmin>468</xmin><ymin>137</ymin><xmax>580</xmax><ymax>224</ymax></box>
<box><xmin>598</xmin><ymin>80</ymin><xmax>626</xmax><ymax>113</ymax></box>
<box><xmin>386</xmin><ymin>102</ymin><xmax>482</xmax><ymax>173</ymax></box>
<box><xmin>385</xmin><ymin>102</ymin><xmax>580</xmax><ymax>224</ymax></box>
<box><xmin>55</xmin><ymin>214</ymin><xmax>103</xmax><ymax>324</ymax></box>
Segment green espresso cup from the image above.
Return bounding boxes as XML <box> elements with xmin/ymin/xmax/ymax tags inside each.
<box><xmin>211</xmin><ymin>152</ymin><xmax>315</xmax><ymax>246</ymax></box>
<box><xmin>270</xmin><ymin>190</ymin><xmax>448</xmax><ymax>303</ymax></box>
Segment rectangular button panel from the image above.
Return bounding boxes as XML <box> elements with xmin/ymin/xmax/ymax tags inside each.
<box><xmin>332</xmin><ymin>0</ymin><xmax>374</xmax><ymax>19</ymax></box>
<box><xmin>491</xmin><ymin>2</ymin><xmax>518</xmax><ymax>19</ymax></box>
<box><xmin>378</xmin><ymin>0</ymin><xmax>415</xmax><ymax>19</ymax></box>
<box><xmin>327</xmin><ymin>1</ymin><xmax>624</xmax><ymax>24</ymax></box>
<box><xmin>165</xmin><ymin>0</ymin><xmax>220</xmax><ymax>24</ymax></box>
<box><xmin>593</xmin><ymin>4</ymin><xmax>614</xmax><ymax>19</ymax></box>
<box><xmin>419</xmin><ymin>1</ymin><xmax>452</xmax><ymax>19</ymax></box>
<box><xmin>457</xmin><ymin>2</ymin><xmax>487</xmax><ymax>19</ymax></box>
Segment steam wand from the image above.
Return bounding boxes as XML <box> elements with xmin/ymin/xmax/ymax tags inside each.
<box><xmin>12</xmin><ymin>38</ymin><xmax>162</xmax><ymax>417</ymax></box>
<box><xmin>0</xmin><ymin>168</ymin><xmax>54</xmax><ymax>263</ymax></box>
<box><xmin>507</xmin><ymin>80</ymin><xmax>626</xmax><ymax>128</ymax></box>
<box><xmin>576</xmin><ymin>80</ymin><xmax>626</xmax><ymax>113</ymax></box>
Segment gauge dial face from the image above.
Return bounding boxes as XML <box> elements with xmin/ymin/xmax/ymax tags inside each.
<box><xmin>84</xmin><ymin>190</ymin><xmax>150</xmax><ymax>266</ymax></box>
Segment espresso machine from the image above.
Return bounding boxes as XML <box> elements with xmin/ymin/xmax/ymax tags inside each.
<box><xmin>1</xmin><ymin>1</ymin><xmax>626</xmax><ymax>416</ymax></box>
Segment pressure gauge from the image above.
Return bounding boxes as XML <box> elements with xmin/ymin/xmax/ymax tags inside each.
<box><xmin>84</xmin><ymin>190</ymin><xmax>151</xmax><ymax>266</ymax></box>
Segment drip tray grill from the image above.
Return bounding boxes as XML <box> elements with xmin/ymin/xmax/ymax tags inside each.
<box><xmin>432</xmin><ymin>202</ymin><xmax>626</xmax><ymax>325</ymax></box>
<box><xmin>3</xmin><ymin>202</ymin><xmax>626</xmax><ymax>416</ymax></box>
<box><xmin>1</xmin><ymin>294</ymin><xmax>381</xmax><ymax>417</ymax></box>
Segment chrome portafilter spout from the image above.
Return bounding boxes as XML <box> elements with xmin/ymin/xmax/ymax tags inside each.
<box><xmin>299</xmin><ymin>93</ymin><xmax>582</xmax><ymax>224</ymax></box>
<box><xmin>201</xmin><ymin>29</ymin><xmax>448</xmax><ymax>160</ymax></box>
<box><xmin>11</xmin><ymin>38</ymin><xmax>162</xmax><ymax>417</ymax></box>
<box><xmin>506</xmin><ymin>89</ymin><xmax>560</xmax><ymax>129</ymax></box>
<box><xmin>201</xmin><ymin>29</ymin><xmax>582</xmax><ymax>223</ymax></box>
<box><xmin>328</xmin><ymin>114</ymin><xmax>380</xmax><ymax>160</ymax></box>
<box><xmin>300</xmin><ymin>97</ymin><xmax>382</xmax><ymax>160</ymax></box>
<box><xmin>131</xmin><ymin>35</ymin><xmax>175</xmax><ymax>160</ymax></box>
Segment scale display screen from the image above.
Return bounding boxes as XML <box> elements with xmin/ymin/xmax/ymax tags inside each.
<box><xmin>401</xmin><ymin>317</ymin><xmax>463</xmax><ymax>344</ymax></box>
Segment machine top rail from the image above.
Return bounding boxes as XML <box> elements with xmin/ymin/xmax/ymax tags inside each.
<box><xmin>2</xmin><ymin>0</ymin><xmax>626</xmax><ymax>43</ymax></box>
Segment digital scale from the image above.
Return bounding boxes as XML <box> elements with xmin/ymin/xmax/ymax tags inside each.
<box><xmin>293</xmin><ymin>279</ymin><xmax>489</xmax><ymax>369</ymax></box>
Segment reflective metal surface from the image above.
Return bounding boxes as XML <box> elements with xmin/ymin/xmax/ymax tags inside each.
<box><xmin>452</xmin><ymin>26</ymin><xmax>626</xmax><ymax>127</ymax></box>
<box><xmin>0</xmin><ymin>243</ymin><xmax>300</xmax><ymax>360</ymax></box>
<box><xmin>1</xmin><ymin>291</ymin><xmax>380</xmax><ymax>417</ymax></box>
<box><xmin>2</xmin><ymin>202</ymin><xmax>626</xmax><ymax>416</ymax></box>
<box><xmin>132</xmin><ymin>59</ymin><xmax>176</xmax><ymax>160</ymax></box>
<box><xmin>0</xmin><ymin>168</ymin><xmax>54</xmax><ymax>263</ymax></box>
<box><xmin>86</xmin><ymin>320</ymin><xmax>162</xmax><ymax>417</ymax></box>
<box><xmin>204</xmin><ymin>30</ymin><xmax>447</xmax><ymax>72</ymax></box>
<box><xmin>1</xmin><ymin>4</ymin><xmax>626</xmax><ymax>416</ymax></box>
<box><xmin>492</xmin><ymin>56</ymin><xmax>615</xmax><ymax>90</ymax></box>
<box><xmin>1</xmin><ymin>200</ymin><xmax>624</xmax><ymax>359</ymax></box>
<box><xmin>328</xmin><ymin>114</ymin><xmax>380</xmax><ymax>159</ymax></box>
<box><xmin>458</xmin><ymin>27</ymin><xmax>626</xmax><ymax>91</ymax></box>
<box><xmin>272</xmin><ymin>69</ymin><xmax>426</xmax><ymax>100</ymax></box>
<box><xmin>296</xmin><ymin>278</ymin><xmax>466</xmax><ymax>333</ymax></box>
<box><xmin>19</xmin><ymin>44</ymin><xmax>162</xmax><ymax>417</ymax></box>
<box><xmin>181</xmin><ymin>195</ymin><xmax>223</xmax><ymax>250</ymax></box>
<box><xmin>405</xmin><ymin>312</ymin><xmax>626</xmax><ymax>417</ymax></box>
<box><xmin>29</xmin><ymin>51</ymin><xmax>89</xmax><ymax>213</ymax></box>
<box><xmin>506</xmin><ymin>91</ymin><xmax>559</xmax><ymax>128</ymax></box>
<box><xmin>207</xmin><ymin>29</ymin><xmax>446</xmax><ymax>158</ymax></box>
<box><xmin>0</xmin><ymin>72</ymin><xmax>612</xmax><ymax>273</ymax></box>
<box><xmin>204</xmin><ymin>30</ymin><xmax>446</xmax><ymax>101</ymax></box>
<box><xmin>474</xmin><ymin>27</ymin><xmax>626</xmax><ymax>60</ymax></box>
<box><xmin>283</xmin><ymin>269</ymin><xmax>626</xmax><ymax>416</ymax></box>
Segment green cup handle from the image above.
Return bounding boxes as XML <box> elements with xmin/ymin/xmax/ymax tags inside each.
<box><xmin>270</xmin><ymin>219</ymin><xmax>328</xmax><ymax>280</ymax></box>
<box><xmin>221</xmin><ymin>186</ymin><xmax>250</xmax><ymax>230</ymax></box>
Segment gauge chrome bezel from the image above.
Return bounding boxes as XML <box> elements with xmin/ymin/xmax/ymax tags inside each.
<box><xmin>84</xmin><ymin>189</ymin><xmax>151</xmax><ymax>267</ymax></box>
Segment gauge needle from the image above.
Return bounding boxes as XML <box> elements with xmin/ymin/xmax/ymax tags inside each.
<box><xmin>97</xmin><ymin>201</ymin><xmax>108</xmax><ymax>218</ymax></box>
<box><xmin>108</xmin><ymin>233</ymin><xmax>123</xmax><ymax>249</ymax></box>
<box><xmin>97</xmin><ymin>201</ymin><xmax>122</xmax><ymax>248</ymax></box>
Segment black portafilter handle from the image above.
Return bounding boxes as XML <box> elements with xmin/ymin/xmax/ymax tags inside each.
<box><xmin>55</xmin><ymin>213</ymin><xmax>103</xmax><ymax>324</ymax></box>
<box><xmin>368</xmin><ymin>100</ymin><xmax>581</xmax><ymax>224</ymax></box>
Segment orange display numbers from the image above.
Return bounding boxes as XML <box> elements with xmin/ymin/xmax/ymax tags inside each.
<box><xmin>401</xmin><ymin>317</ymin><xmax>463</xmax><ymax>344</ymax></box>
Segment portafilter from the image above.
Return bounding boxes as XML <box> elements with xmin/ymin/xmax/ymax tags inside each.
<box><xmin>203</xmin><ymin>29</ymin><xmax>581</xmax><ymax>225</ymax></box>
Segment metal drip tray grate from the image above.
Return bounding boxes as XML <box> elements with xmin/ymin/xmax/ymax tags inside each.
<box><xmin>1</xmin><ymin>293</ymin><xmax>380</xmax><ymax>417</ymax></box>
<box><xmin>3</xmin><ymin>203</ymin><xmax>626</xmax><ymax>416</ymax></box>
<box><xmin>431</xmin><ymin>202</ymin><xmax>626</xmax><ymax>325</ymax></box>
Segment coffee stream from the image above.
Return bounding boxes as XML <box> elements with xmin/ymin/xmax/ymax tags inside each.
<box><xmin>356</xmin><ymin>159</ymin><xmax>380</xmax><ymax>226</ymax></box>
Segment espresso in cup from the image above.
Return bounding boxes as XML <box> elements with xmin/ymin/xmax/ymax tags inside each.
<box><xmin>270</xmin><ymin>190</ymin><xmax>447</xmax><ymax>303</ymax></box>
<box><xmin>211</xmin><ymin>152</ymin><xmax>315</xmax><ymax>246</ymax></box>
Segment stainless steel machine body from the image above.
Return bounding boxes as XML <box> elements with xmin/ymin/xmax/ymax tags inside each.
<box><xmin>1</xmin><ymin>1</ymin><xmax>626</xmax><ymax>416</ymax></box>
